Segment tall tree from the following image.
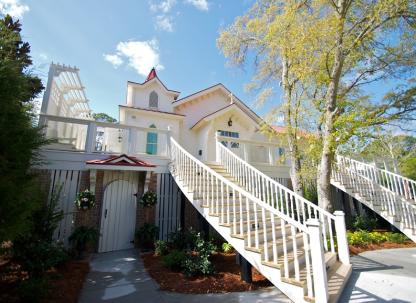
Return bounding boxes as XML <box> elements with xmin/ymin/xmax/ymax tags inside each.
<box><xmin>0</xmin><ymin>15</ymin><xmax>46</xmax><ymax>242</ymax></box>
<box><xmin>217</xmin><ymin>0</ymin><xmax>322</xmax><ymax>196</ymax></box>
<box><xmin>315</xmin><ymin>0</ymin><xmax>416</xmax><ymax>211</ymax></box>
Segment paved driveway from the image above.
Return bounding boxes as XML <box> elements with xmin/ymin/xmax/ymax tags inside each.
<box><xmin>78</xmin><ymin>249</ymin><xmax>292</xmax><ymax>303</ymax></box>
<box><xmin>339</xmin><ymin>247</ymin><xmax>416</xmax><ymax>302</ymax></box>
<box><xmin>79</xmin><ymin>247</ymin><xmax>416</xmax><ymax>303</ymax></box>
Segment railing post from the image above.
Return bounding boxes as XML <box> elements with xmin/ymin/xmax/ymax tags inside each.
<box><xmin>306</xmin><ymin>218</ymin><xmax>328</xmax><ymax>303</ymax></box>
<box><xmin>334</xmin><ymin>211</ymin><xmax>350</xmax><ymax>265</ymax></box>
<box><xmin>268</xmin><ymin>146</ymin><xmax>273</xmax><ymax>166</ymax></box>
<box><xmin>167</xmin><ymin>126</ymin><xmax>172</xmax><ymax>158</ymax></box>
<box><xmin>215</xmin><ymin>131</ymin><xmax>220</xmax><ymax>163</ymax></box>
<box><xmin>85</xmin><ymin>121</ymin><xmax>96</xmax><ymax>153</ymax></box>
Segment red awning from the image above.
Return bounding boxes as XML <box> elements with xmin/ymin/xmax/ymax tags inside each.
<box><xmin>86</xmin><ymin>154</ymin><xmax>155</xmax><ymax>167</ymax></box>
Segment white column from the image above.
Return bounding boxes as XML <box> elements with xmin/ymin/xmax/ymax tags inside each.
<box><xmin>268</xmin><ymin>146</ymin><xmax>273</xmax><ymax>166</ymax></box>
<box><xmin>306</xmin><ymin>218</ymin><xmax>328</xmax><ymax>303</ymax></box>
<box><xmin>85</xmin><ymin>121</ymin><xmax>97</xmax><ymax>153</ymax></box>
<box><xmin>215</xmin><ymin>131</ymin><xmax>220</xmax><ymax>163</ymax></box>
<box><xmin>167</xmin><ymin>126</ymin><xmax>172</xmax><ymax>158</ymax></box>
<box><xmin>334</xmin><ymin>211</ymin><xmax>350</xmax><ymax>265</ymax></box>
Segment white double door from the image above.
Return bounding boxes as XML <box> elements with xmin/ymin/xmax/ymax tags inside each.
<box><xmin>99</xmin><ymin>172</ymin><xmax>138</xmax><ymax>253</ymax></box>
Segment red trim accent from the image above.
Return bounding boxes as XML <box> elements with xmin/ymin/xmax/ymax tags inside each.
<box><xmin>146</xmin><ymin>68</ymin><xmax>157</xmax><ymax>82</ymax></box>
<box><xmin>86</xmin><ymin>154</ymin><xmax>156</xmax><ymax>167</ymax></box>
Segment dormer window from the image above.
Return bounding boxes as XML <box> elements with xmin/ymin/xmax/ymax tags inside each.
<box><xmin>149</xmin><ymin>91</ymin><xmax>158</xmax><ymax>109</ymax></box>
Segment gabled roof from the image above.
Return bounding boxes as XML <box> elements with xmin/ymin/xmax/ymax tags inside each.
<box><xmin>172</xmin><ymin>83</ymin><xmax>261</xmax><ymax>123</ymax></box>
<box><xmin>128</xmin><ymin>69</ymin><xmax>180</xmax><ymax>96</ymax></box>
<box><xmin>190</xmin><ymin>103</ymin><xmax>258</xmax><ymax>130</ymax></box>
<box><xmin>86</xmin><ymin>154</ymin><xmax>155</xmax><ymax>167</ymax></box>
<box><xmin>146</xmin><ymin>68</ymin><xmax>157</xmax><ymax>82</ymax></box>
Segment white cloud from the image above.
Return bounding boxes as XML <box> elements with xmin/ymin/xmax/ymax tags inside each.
<box><xmin>184</xmin><ymin>0</ymin><xmax>209</xmax><ymax>11</ymax></box>
<box><xmin>39</xmin><ymin>53</ymin><xmax>48</xmax><ymax>60</ymax></box>
<box><xmin>0</xmin><ymin>0</ymin><xmax>29</xmax><ymax>18</ymax></box>
<box><xmin>156</xmin><ymin>15</ymin><xmax>174</xmax><ymax>32</ymax></box>
<box><xmin>150</xmin><ymin>0</ymin><xmax>176</xmax><ymax>14</ymax></box>
<box><xmin>104</xmin><ymin>40</ymin><xmax>164</xmax><ymax>77</ymax></box>
<box><xmin>103</xmin><ymin>54</ymin><xmax>123</xmax><ymax>68</ymax></box>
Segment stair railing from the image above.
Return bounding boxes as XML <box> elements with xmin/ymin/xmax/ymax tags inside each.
<box><xmin>332</xmin><ymin>156</ymin><xmax>416</xmax><ymax>231</ymax></box>
<box><xmin>215</xmin><ymin>136</ymin><xmax>350</xmax><ymax>265</ymax></box>
<box><xmin>336</xmin><ymin>155</ymin><xmax>416</xmax><ymax>203</ymax></box>
<box><xmin>170</xmin><ymin>137</ymin><xmax>329</xmax><ymax>302</ymax></box>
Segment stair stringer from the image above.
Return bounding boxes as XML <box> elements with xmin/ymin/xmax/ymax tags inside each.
<box><xmin>331</xmin><ymin>179</ymin><xmax>416</xmax><ymax>242</ymax></box>
<box><xmin>171</xmin><ymin>171</ymin><xmax>309</xmax><ymax>303</ymax></box>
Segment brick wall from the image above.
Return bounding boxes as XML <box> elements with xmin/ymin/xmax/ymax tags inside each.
<box><xmin>136</xmin><ymin>172</ymin><xmax>157</xmax><ymax>229</ymax></box>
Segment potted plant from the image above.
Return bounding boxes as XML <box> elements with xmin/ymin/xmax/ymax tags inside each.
<box><xmin>140</xmin><ymin>190</ymin><xmax>157</xmax><ymax>223</ymax></box>
<box><xmin>140</xmin><ymin>190</ymin><xmax>157</xmax><ymax>207</ymax></box>
<box><xmin>75</xmin><ymin>189</ymin><xmax>96</xmax><ymax>210</ymax></box>
<box><xmin>69</xmin><ymin>226</ymin><xmax>99</xmax><ymax>259</ymax></box>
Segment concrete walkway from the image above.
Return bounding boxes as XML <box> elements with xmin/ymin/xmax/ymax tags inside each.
<box><xmin>79</xmin><ymin>248</ymin><xmax>416</xmax><ymax>303</ymax></box>
<box><xmin>339</xmin><ymin>247</ymin><xmax>416</xmax><ymax>302</ymax></box>
<box><xmin>78</xmin><ymin>249</ymin><xmax>292</xmax><ymax>303</ymax></box>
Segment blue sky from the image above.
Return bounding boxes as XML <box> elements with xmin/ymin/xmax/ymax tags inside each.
<box><xmin>3</xmin><ymin>0</ymin><xmax>266</xmax><ymax>120</ymax></box>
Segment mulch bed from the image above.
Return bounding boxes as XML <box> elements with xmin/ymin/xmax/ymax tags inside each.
<box><xmin>46</xmin><ymin>260</ymin><xmax>90</xmax><ymax>303</ymax></box>
<box><xmin>349</xmin><ymin>242</ymin><xmax>416</xmax><ymax>255</ymax></box>
<box><xmin>142</xmin><ymin>252</ymin><xmax>272</xmax><ymax>293</ymax></box>
<box><xmin>0</xmin><ymin>258</ymin><xmax>89</xmax><ymax>303</ymax></box>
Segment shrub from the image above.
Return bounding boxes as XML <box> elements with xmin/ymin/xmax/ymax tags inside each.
<box><xmin>162</xmin><ymin>250</ymin><xmax>186</xmax><ymax>271</ymax></box>
<box><xmin>352</xmin><ymin>215</ymin><xmax>377</xmax><ymax>231</ymax></box>
<box><xmin>222</xmin><ymin>242</ymin><xmax>233</xmax><ymax>253</ymax></box>
<box><xmin>347</xmin><ymin>230</ymin><xmax>409</xmax><ymax>246</ymax></box>
<box><xmin>155</xmin><ymin>240</ymin><xmax>169</xmax><ymax>256</ymax></box>
<box><xmin>13</xmin><ymin>238</ymin><xmax>68</xmax><ymax>278</ymax></box>
<box><xmin>182</xmin><ymin>232</ymin><xmax>216</xmax><ymax>277</ymax></box>
<box><xmin>69</xmin><ymin>226</ymin><xmax>99</xmax><ymax>258</ymax></box>
<box><xmin>136</xmin><ymin>223</ymin><xmax>159</xmax><ymax>249</ymax></box>
<box><xmin>19</xmin><ymin>277</ymin><xmax>49</xmax><ymax>302</ymax></box>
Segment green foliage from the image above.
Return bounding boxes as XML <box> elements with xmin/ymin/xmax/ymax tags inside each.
<box><xmin>182</xmin><ymin>232</ymin><xmax>216</xmax><ymax>277</ymax></box>
<box><xmin>347</xmin><ymin>230</ymin><xmax>409</xmax><ymax>246</ymax></box>
<box><xmin>136</xmin><ymin>223</ymin><xmax>159</xmax><ymax>249</ymax></box>
<box><xmin>155</xmin><ymin>240</ymin><xmax>169</xmax><ymax>256</ymax></box>
<box><xmin>351</xmin><ymin>215</ymin><xmax>378</xmax><ymax>231</ymax></box>
<box><xmin>399</xmin><ymin>155</ymin><xmax>416</xmax><ymax>180</ymax></box>
<box><xmin>221</xmin><ymin>242</ymin><xmax>233</xmax><ymax>253</ymax></box>
<box><xmin>69</xmin><ymin>226</ymin><xmax>99</xmax><ymax>257</ymax></box>
<box><xmin>12</xmin><ymin>187</ymin><xmax>68</xmax><ymax>277</ymax></box>
<box><xmin>168</xmin><ymin>228</ymin><xmax>200</xmax><ymax>250</ymax></box>
<box><xmin>0</xmin><ymin>15</ymin><xmax>47</xmax><ymax>243</ymax></box>
<box><xmin>18</xmin><ymin>276</ymin><xmax>49</xmax><ymax>302</ymax></box>
<box><xmin>74</xmin><ymin>189</ymin><xmax>96</xmax><ymax>210</ymax></box>
<box><xmin>92</xmin><ymin>112</ymin><xmax>117</xmax><ymax>123</ymax></box>
<box><xmin>13</xmin><ymin>239</ymin><xmax>68</xmax><ymax>278</ymax></box>
<box><xmin>162</xmin><ymin>250</ymin><xmax>186</xmax><ymax>271</ymax></box>
<box><xmin>140</xmin><ymin>191</ymin><xmax>157</xmax><ymax>208</ymax></box>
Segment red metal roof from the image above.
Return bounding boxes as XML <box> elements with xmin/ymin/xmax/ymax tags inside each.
<box><xmin>146</xmin><ymin>68</ymin><xmax>157</xmax><ymax>82</ymax></box>
<box><xmin>86</xmin><ymin>154</ymin><xmax>155</xmax><ymax>167</ymax></box>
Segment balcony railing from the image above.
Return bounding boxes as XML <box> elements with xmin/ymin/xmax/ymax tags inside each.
<box><xmin>216</xmin><ymin>134</ymin><xmax>288</xmax><ymax>166</ymax></box>
<box><xmin>39</xmin><ymin>114</ymin><xmax>170</xmax><ymax>157</ymax></box>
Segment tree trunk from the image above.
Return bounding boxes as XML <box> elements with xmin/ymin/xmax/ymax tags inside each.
<box><xmin>317</xmin><ymin>0</ymin><xmax>347</xmax><ymax>212</ymax></box>
<box><xmin>281</xmin><ymin>55</ymin><xmax>304</xmax><ymax>197</ymax></box>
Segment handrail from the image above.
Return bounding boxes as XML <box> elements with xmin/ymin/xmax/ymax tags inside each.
<box><xmin>336</xmin><ymin>155</ymin><xmax>416</xmax><ymax>202</ymax></box>
<box><xmin>39</xmin><ymin>113</ymin><xmax>170</xmax><ymax>134</ymax></box>
<box><xmin>219</xmin><ymin>140</ymin><xmax>335</xmax><ymax>221</ymax></box>
<box><xmin>170</xmin><ymin>137</ymin><xmax>307</xmax><ymax>232</ymax></box>
<box><xmin>215</xmin><ymin>137</ymin><xmax>340</xmax><ymax>257</ymax></box>
<box><xmin>332</xmin><ymin>158</ymin><xmax>416</xmax><ymax>232</ymax></box>
<box><xmin>217</xmin><ymin>135</ymin><xmax>282</xmax><ymax>147</ymax></box>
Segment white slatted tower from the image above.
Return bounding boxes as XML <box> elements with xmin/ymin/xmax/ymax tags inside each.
<box><xmin>331</xmin><ymin>155</ymin><xmax>416</xmax><ymax>242</ymax></box>
<box><xmin>168</xmin><ymin>136</ymin><xmax>352</xmax><ymax>303</ymax></box>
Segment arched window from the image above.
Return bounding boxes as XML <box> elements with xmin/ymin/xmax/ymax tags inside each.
<box><xmin>146</xmin><ymin>124</ymin><xmax>158</xmax><ymax>155</ymax></box>
<box><xmin>149</xmin><ymin>91</ymin><xmax>158</xmax><ymax>109</ymax></box>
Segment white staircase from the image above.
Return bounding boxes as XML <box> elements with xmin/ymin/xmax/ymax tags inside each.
<box><xmin>169</xmin><ymin>137</ymin><xmax>352</xmax><ymax>303</ymax></box>
<box><xmin>331</xmin><ymin>155</ymin><xmax>416</xmax><ymax>242</ymax></box>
